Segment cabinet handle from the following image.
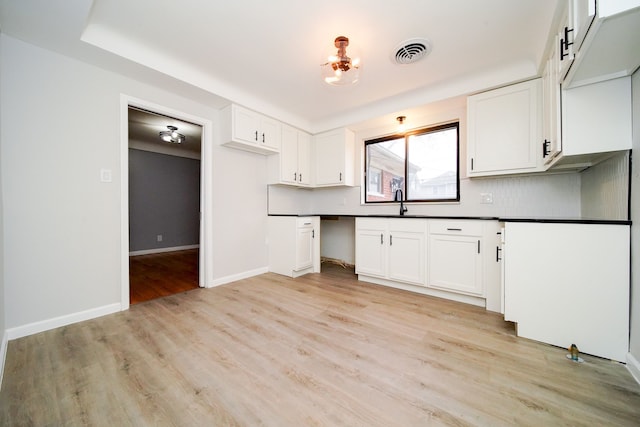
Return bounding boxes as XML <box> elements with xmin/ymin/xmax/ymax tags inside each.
<box><xmin>312</xmin><ymin>229</ymin><xmax>315</xmax><ymax>238</ymax></box>
<box><xmin>496</xmin><ymin>246</ymin><xmax>502</xmax><ymax>262</ymax></box>
<box><xmin>262</xmin><ymin>133</ymin><xmax>266</xmax><ymax>143</ymax></box>
<box><xmin>380</xmin><ymin>233</ymin><xmax>384</xmax><ymax>245</ymax></box>
<box><xmin>254</xmin><ymin>130</ymin><xmax>258</xmax><ymax>141</ymax></box>
<box><xmin>447</xmin><ymin>228</ymin><xmax>462</xmax><ymax>231</ymax></box>
<box><xmin>543</xmin><ymin>140</ymin><xmax>550</xmax><ymax>158</ymax></box>
<box><xmin>299</xmin><ymin>173</ymin><xmax>302</xmax><ymax>182</ymax></box>
<box><xmin>339</xmin><ymin>172</ymin><xmax>342</xmax><ymax>182</ymax></box>
<box><xmin>471</xmin><ymin>158</ymin><xmax>474</xmax><ymax>171</ymax></box>
<box><xmin>390</xmin><ymin>235</ymin><xmax>393</xmax><ymax>246</ymax></box>
<box><xmin>477</xmin><ymin>240</ymin><xmax>480</xmax><ymax>254</ymax></box>
<box><xmin>294</xmin><ymin>172</ymin><xmax>297</xmax><ymax>181</ymax></box>
<box><xmin>560</xmin><ymin>26</ymin><xmax>574</xmax><ymax>60</ymax></box>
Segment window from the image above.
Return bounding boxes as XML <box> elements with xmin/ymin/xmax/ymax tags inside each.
<box><xmin>368</xmin><ymin>167</ymin><xmax>382</xmax><ymax>195</ymax></box>
<box><xmin>365</xmin><ymin>122</ymin><xmax>459</xmax><ymax>203</ymax></box>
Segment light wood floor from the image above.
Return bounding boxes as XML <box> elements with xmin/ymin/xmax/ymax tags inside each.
<box><xmin>1</xmin><ymin>264</ymin><xmax>639</xmax><ymax>426</ymax></box>
<box><xmin>129</xmin><ymin>249</ymin><xmax>199</xmax><ymax>305</ymax></box>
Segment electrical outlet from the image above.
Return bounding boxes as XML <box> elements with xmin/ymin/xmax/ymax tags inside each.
<box><xmin>157</xmin><ymin>234</ymin><xmax>163</xmax><ymax>242</ymax></box>
<box><xmin>480</xmin><ymin>193</ymin><xmax>493</xmax><ymax>204</ymax></box>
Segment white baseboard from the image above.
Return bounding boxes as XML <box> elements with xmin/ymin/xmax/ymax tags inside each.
<box><xmin>6</xmin><ymin>303</ymin><xmax>121</xmax><ymax>341</ymax></box>
<box><xmin>0</xmin><ymin>330</ymin><xmax>8</xmax><ymax>390</ymax></box>
<box><xmin>129</xmin><ymin>244</ymin><xmax>199</xmax><ymax>256</ymax></box>
<box><xmin>208</xmin><ymin>267</ymin><xmax>269</xmax><ymax>288</ymax></box>
<box><xmin>627</xmin><ymin>352</ymin><xmax>640</xmax><ymax>385</ymax></box>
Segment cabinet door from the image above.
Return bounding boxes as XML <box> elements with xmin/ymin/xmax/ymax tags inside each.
<box><xmin>297</xmin><ymin>131</ymin><xmax>311</xmax><ymax>185</ymax></box>
<box><xmin>234</xmin><ymin>106</ymin><xmax>260</xmax><ymax>144</ymax></box>
<box><xmin>571</xmin><ymin>0</ymin><xmax>596</xmax><ymax>51</ymax></box>
<box><xmin>260</xmin><ymin>116</ymin><xmax>281</xmax><ymax>151</ymax></box>
<box><xmin>428</xmin><ymin>234</ymin><xmax>482</xmax><ymax>296</ymax></box>
<box><xmin>280</xmin><ymin>126</ymin><xmax>298</xmax><ymax>184</ymax></box>
<box><xmin>315</xmin><ymin>134</ymin><xmax>344</xmax><ymax>185</ymax></box>
<box><xmin>467</xmin><ymin>79</ymin><xmax>542</xmax><ymax>176</ymax></box>
<box><xmin>355</xmin><ymin>227</ymin><xmax>386</xmax><ymax>278</ymax></box>
<box><xmin>314</xmin><ymin>128</ymin><xmax>354</xmax><ymax>186</ymax></box>
<box><xmin>295</xmin><ymin>226</ymin><xmax>313</xmax><ymax>271</ymax></box>
<box><xmin>387</xmin><ymin>230</ymin><xmax>425</xmax><ymax>286</ymax></box>
<box><xmin>542</xmin><ymin>45</ymin><xmax>562</xmax><ymax>165</ymax></box>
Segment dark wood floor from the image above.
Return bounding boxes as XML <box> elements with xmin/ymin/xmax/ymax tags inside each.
<box><xmin>1</xmin><ymin>263</ymin><xmax>639</xmax><ymax>426</ymax></box>
<box><xmin>129</xmin><ymin>249</ymin><xmax>199</xmax><ymax>304</ymax></box>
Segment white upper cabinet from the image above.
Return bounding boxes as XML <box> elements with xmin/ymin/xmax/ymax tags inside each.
<box><xmin>314</xmin><ymin>128</ymin><xmax>355</xmax><ymax>186</ymax></box>
<box><xmin>542</xmin><ymin>36</ymin><xmax>562</xmax><ymax>165</ymax></box>
<box><xmin>467</xmin><ymin>79</ymin><xmax>543</xmax><ymax>177</ymax></box>
<box><xmin>220</xmin><ymin>104</ymin><xmax>281</xmax><ymax>155</ymax></box>
<box><xmin>547</xmin><ymin>76</ymin><xmax>632</xmax><ymax>170</ymax></box>
<box><xmin>571</xmin><ymin>0</ymin><xmax>597</xmax><ymax>51</ymax></box>
<box><xmin>563</xmin><ymin>0</ymin><xmax>640</xmax><ymax>88</ymax></box>
<box><xmin>268</xmin><ymin>125</ymin><xmax>311</xmax><ymax>186</ymax></box>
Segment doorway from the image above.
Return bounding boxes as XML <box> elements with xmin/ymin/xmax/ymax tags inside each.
<box><xmin>128</xmin><ymin>106</ymin><xmax>202</xmax><ymax>304</ymax></box>
<box><xmin>120</xmin><ymin>95</ymin><xmax>214</xmax><ymax>310</ymax></box>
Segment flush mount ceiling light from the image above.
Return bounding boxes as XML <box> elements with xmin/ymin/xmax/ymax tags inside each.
<box><xmin>159</xmin><ymin>125</ymin><xmax>185</xmax><ymax>144</ymax></box>
<box><xmin>396</xmin><ymin>115</ymin><xmax>407</xmax><ymax>132</ymax></box>
<box><xmin>321</xmin><ymin>36</ymin><xmax>361</xmax><ymax>86</ymax></box>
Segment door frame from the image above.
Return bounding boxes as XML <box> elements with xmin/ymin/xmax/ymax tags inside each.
<box><xmin>120</xmin><ymin>94</ymin><xmax>214</xmax><ymax>310</ymax></box>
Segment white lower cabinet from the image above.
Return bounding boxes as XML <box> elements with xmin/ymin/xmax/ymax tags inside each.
<box><xmin>427</xmin><ymin>220</ymin><xmax>483</xmax><ymax>296</ymax></box>
<box><xmin>356</xmin><ymin>217</ymin><xmax>501</xmax><ymax>308</ymax></box>
<box><xmin>268</xmin><ymin>216</ymin><xmax>320</xmax><ymax>278</ymax></box>
<box><xmin>355</xmin><ymin>218</ymin><xmax>426</xmax><ymax>286</ymax></box>
<box><xmin>503</xmin><ymin>221</ymin><xmax>630</xmax><ymax>362</ymax></box>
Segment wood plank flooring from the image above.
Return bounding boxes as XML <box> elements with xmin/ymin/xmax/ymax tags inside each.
<box><xmin>129</xmin><ymin>249</ymin><xmax>199</xmax><ymax>305</ymax></box>
<box><xmin>1</xmin><ymin>264</ymin><xmax>639</xmax><ymax>426</ymax></box>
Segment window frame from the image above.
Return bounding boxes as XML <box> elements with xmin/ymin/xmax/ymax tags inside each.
<box><xmin>364</xmin><ymin>122</ymin><xmax>460</xmax><ymax>204</ymax></box>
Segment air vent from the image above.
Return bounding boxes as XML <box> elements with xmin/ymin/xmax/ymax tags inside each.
<box><xmin>391</xmin><ymin>38</ymin><xmax>432</xmax><ymax>65</ymax></box>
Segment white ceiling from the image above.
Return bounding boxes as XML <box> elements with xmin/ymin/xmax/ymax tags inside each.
<box><xmin>0</xmin><ymin>0</ymin><xmax>561</xmax><ymax>133</ymax></box>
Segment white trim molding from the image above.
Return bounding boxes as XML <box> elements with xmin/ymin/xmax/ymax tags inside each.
<box><xmin>0</xmin><ymin>330</ymin><xmax>8</xmax><ymax>391</ymax></box>
<box><xmin>120</xmin><ymin>94</ymin><xmax>215</xmax><ymax>310</ymax></box>
<box><xmin>209</xmin><ymin>267</ymin><xmax>269</xmax><ymax>288</ymax></box>
<box><xmin>627</xmin><ymin>352</ymin><xmax>640</xmax><ymax>385</ymax></box>
<box><xmin>5</xmin><ymin>303</ymin><xmax>121</xmax><ymax>341</ymax></box>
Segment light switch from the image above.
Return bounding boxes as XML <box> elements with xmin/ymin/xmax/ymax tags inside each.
<box><xmin>100</xmin><ymin>168</ymin><xmax>112</xmax><ymax>183</ymax></box>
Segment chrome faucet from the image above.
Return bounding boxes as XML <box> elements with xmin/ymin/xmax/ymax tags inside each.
<box><xmin>395</xmin><ymin>189</ymin><xmax>408</xmax><ymax>216</ymax></box>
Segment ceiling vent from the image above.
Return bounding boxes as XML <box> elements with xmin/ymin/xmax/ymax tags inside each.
<box><xmin>391</xmin><ymin>38</ymin><xmax>432</xmax><ymax>65</ymax></box>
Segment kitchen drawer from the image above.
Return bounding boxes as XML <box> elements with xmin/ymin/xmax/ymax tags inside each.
<box><xmin>297</xmin><ymin>217</ymin><xmax>314</xmax><ymax>228</ymax></box>
<box><xmin>429</xmin><ymin>220</ymin><xmax>483</xmax><ymax>236</ymax></box>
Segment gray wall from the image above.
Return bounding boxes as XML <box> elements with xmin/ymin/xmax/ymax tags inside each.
<box><xmin>630</xmin><ymin>70</ymin><xmax>640</xmax><ymax>367</ymax></box>
<box><xmin>128</xmin><ymin>148</ymin><xmax>200</xmax><ymax>252</ymax></box>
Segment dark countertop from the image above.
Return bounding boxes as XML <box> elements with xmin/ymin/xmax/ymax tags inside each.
<box><xmin>268</xmin><ymin>213</ymin><xmax>631</xmax><ymax>225</ymax></box>
<box><xmin>499</xmin><ymin>217</ymin><xmax>631</xmax><ymax>225</ymax></box>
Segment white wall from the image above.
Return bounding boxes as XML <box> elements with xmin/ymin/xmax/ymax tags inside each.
<box><xmin>581</xmin><ymin>152</ymin><xmax>630</xmax><ymax>220</ymax></box>
<box><xmin>629</xmin><ymin>70</ymin><xmax>640</xmax><ymax>372</ymax></box>
<box><xmin>0</xmin><ymin>35</ymin><xmax>269</xmax><ymax>330</ymax></box>
<box><xmin>320</xmin><ymin>217</ymin><xmax>356</xmax><ymax>265</ymax></box>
